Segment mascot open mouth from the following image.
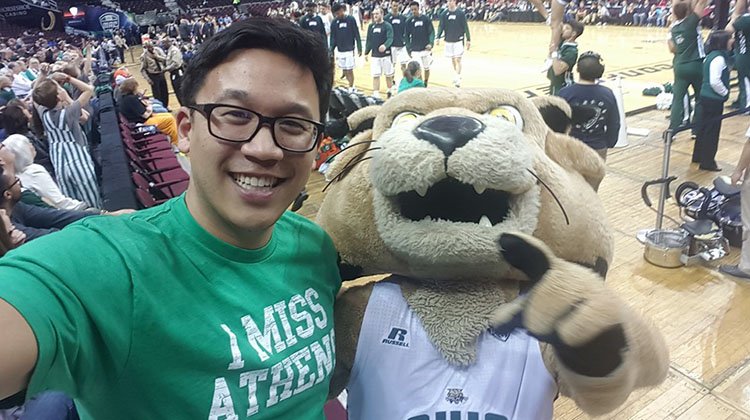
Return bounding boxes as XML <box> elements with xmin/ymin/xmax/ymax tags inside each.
<box><xmin>397</xmin><ymin>178</ymin><xmax>511</xmax><ymax>226</ymax></box>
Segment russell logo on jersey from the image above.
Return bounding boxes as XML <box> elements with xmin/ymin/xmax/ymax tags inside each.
<box><xmin>382</xmin><ymin>327</ymin><xmax>410</xmax><ymax>348</ymax></box>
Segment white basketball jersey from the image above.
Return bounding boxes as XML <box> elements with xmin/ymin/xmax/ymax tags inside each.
<box><xmin>346</xmin><ymin>281</ymin><xmax>557</xmax><ymax>420</ymax></box>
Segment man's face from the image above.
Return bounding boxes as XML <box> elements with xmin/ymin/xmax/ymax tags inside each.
<box><xmin>29</xmin><ymin>59</ymin><xmax>39</xmax><ymax>69</ymax></box>
<box><xmin>448</xmin><ymin>0</ymin><xmax>457</xmax><ymax>9</ymax></box>
<box><xmin>373</xmin><ymin>8</ymin><xmax>383</xmax><ymax>22</ymax></box>
<box><xmin>562</xmin><ymin>23</ymin><xmax>573</xmax><ymax>39</ymax></box>
<box><xmin>0</xmin><ymin>148</ymin><xmax>21</xmax><ymax>207</ymax></box>
<box><xmin>307</xmin><ymin>5</ymin><xmax>316</xmax><ymax>14</ymax></box>
<box><xmin>177</xmin><ymin>49</ymin><xmax>320</xmax><ymax>248</ymax></box>
<box><xmin>392</xmin><ymin>3</ymin><xmax>400</xmax><ymax>13</ymax></box>
<box><xmin>335</xmin><ymin>8</ymin><xmax>345</xmax><ymax>18</ymax></box>
<box><xmin>411</xmin><ymin>4</ymin><xmax>420</xmax><ymax>16</ymax></box>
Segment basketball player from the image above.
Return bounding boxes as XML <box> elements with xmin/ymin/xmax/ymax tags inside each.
<box><xmin>299</xmin><ymin>2</ymin><xmax>327</xmax><ymax>43</ymax></box>
<box><xmin>436</xmin><ymin>0</ymin><xmax>471</xmax><ymax>87</ymax></box>
<box><xmin>385</xmin><ymin>1</ymin><xmax>409</xmax><ymax>76</ymax></box>
<box><xmin>405</xmin><ymin>1</ymin><xmax>435</xmax><ymax>86</ymax></box>
<box><xmin>330</xmin><ymin>2</ymin><xmax>362</xmax><ymax>91</ymax></box>
<box><xmin>365</xmin><ymin>8</ymin><xmax>395</xmax><ymax>98</ymax></box>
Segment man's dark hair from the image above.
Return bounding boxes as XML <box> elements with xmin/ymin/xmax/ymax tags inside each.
<box><xmin>568</xmin><ymin>19</ymin><xmax>584</xmax><ymax>38</ymax></box>
<box><xmin>181</xmin><ymin>17</ymin><xmax>332</xmax><ymax>120</ymax></box>
<box><xmin>577</xmin><ymin>53</ymin><xmax>604</xmax><ymax>80</ymax></box>
<box><xmin>672</xmin><ymin>2</ymin><xmax>689</xmax><ymax>20</ymax></box>
<box><xmin>1</xmin><ymin>99</ymin><xmax>30</xmax><ymax>135</ymax></box>
<box><xmin>332</xmin><ymin>3</ymin><xmax>346</xmax><ymax>13</ymax></box>
<box><xmin>305</xmin><ymin>2</ymin><xmax>317</xmax><ymax>8</ymax></box>
<box><xmin>706</xmin><ymin>30</ymin><xmax>731</xmax><ymax>53</ymax></box>
<box><xmin>409</xmin><ymin>1</ymin><xmax>420</xmax><ymax>7</ymax></box>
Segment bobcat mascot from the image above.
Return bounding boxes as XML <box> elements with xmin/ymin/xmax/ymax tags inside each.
<box><xmin>318</xmin><ymin>88</ymin><xmax>668</xmax><ymax>419</ymax></box>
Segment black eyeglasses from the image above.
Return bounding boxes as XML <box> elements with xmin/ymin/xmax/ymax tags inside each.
<box><xmin>2</xmin><ymin>176</ymin><xmax>20</xmax><ymax>194</ymax></box>
<box><xmin>187</xmin><ymin>103</ymin><xmax>325</xmax><ymax>153</ymax></box>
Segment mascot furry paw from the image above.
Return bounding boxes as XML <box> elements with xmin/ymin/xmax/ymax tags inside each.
<box><xmin>318</xmin><ymin>88</ymin><xmax>668</xmax><ymax>419</ymax></box>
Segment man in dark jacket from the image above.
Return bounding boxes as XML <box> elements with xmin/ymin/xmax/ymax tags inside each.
<box><xmin>330</xmin><ymin>2</ymin><xmax>362</xmax><ymax>90</ymax></box>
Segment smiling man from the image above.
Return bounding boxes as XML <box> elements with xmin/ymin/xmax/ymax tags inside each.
<box><xmin>0</xmin><ymin>18</ymin><xmax>339</xmax><ymax>419</ymax></box>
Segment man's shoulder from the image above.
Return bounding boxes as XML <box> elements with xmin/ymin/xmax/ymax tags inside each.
<box><xmin>278</xmin><ymin>211</ymin><xmax>329</xmax><ymax>240</ymax></box>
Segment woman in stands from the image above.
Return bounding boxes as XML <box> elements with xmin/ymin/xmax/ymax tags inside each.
<box><xmin>117</xmin><ymin>77</ymin><xmax>178</xmax><ymax>144</ymax></box>
<box><xmin>1</xmin><ymin>99</ymin><xmax>53</xmax><ymax>175</ymax></box>
<box><xmin>3</xmin><ymin>134</ymin><xmax>93</xmax><ymax>211</ymax></box>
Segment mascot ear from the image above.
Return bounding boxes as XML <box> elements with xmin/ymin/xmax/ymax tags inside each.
<box><xmin>544</xmin><ymin>131</ymin><xmax>605</xmax><ymax>190</ymax></box>
<box><xmin>531</xmin><ymin>96</ymin><xmax>573</xmax><ymax>134</ymax></box>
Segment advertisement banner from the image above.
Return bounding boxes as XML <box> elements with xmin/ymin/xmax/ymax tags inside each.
<box><xmin>64</xmin><ymin>5</ymin><xmax>136</xmax><ymax>35</ymax></box>
<box><xmin>0</xmin><ymin>0</ymin><xmax>64</xmax><ymax>32</ymax></box>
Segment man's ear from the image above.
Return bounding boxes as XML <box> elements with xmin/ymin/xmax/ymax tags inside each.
<box><xmin>176</xmin><ymin>107</ymin><xmax>192</xmax><ymax>154</ymax></box>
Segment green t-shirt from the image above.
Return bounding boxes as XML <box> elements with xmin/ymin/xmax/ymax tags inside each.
<box><xmin>671</xmin><ymin>13</ymin><xmax>705</xmax><ymax>64</ymax></box>
<box><xmin>398</xmin><ymin>77</ymin><xmax>426</xmax><ymax>93</ymax></box>
<box><xmin>547</xmin><ymin>42</ymin><xmax>578</xmax><ymax>96</ymax></box>
<box><xmin>0</xmin><ymin>195</ymin><xmax>342</xmax><ymax>419</ymax></box>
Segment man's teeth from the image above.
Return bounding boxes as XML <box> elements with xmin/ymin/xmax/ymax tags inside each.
<box><xmin>478</xmin><ymin>215</ymin><xmax>493</xmax><ymax>227</ymax></box>
<box><xmin>233</xmin><ymin>174</ymin><xmax>279</xmax><ymax>188</ymax></box>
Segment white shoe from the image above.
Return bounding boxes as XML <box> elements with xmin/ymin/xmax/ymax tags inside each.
<box><xmin>372</xmin><ymin>90</ymin><xmax>381</xmax><ymax>99</ymax></box>
<box><xmin>453</xmin><ymin>76</ymin><xmax>461</xmax><ymax>87</ymax></box>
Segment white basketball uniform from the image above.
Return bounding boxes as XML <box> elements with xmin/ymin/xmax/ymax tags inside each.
<box><xmin>336</xmin><ymin>50</ymin><xmax>356</xmax><ymax>70</ymax></box>
<box><xmin>346</xmin><ymin>280</ymin><xmax>558</xmax><ymax>420</ymax></box>
<box><xmin>410</xmin><ymin>49</ymin><xmax>433</xmax><ymax>70</ymax></box>
<box><xmin>371</xmin><ymin>56</ymin><xmax>394</xmax><ymax>77</ymax></box>
<box><xmin>391</xmin><ymin>46</ymin><xmax>411</xmax><ymax>65</ymax></box>
<box><xmin>444</xmin><ymin>41</ymin><xmax>465</xmax><ymax>58</ymax></box>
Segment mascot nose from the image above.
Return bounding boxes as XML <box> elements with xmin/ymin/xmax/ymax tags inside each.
<box><xmin>413</xmin><ymin>116</ymin><xmax>485</xmax><ymax>156</ymax></box>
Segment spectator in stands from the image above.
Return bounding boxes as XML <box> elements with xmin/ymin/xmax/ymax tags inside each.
<box><xmin>576</xmin><ymin>1</ymin><xmax>589</xmax><ymax>22</ymax></box>
<box><xmin>32</xmin><ymin>75</ymin><xmax>102</xmax><ymax>208</ymax></box>
<box><xmin>0</xmin><ymin>17</ymin><xmax>338</xmax><ymax>419</ymax></box>
<box><xmin>140</xmin><ymin>41</ymin><xmax>169</xmax><ymax>108</ymax></box>
<box><xmin>163</xmin><ymin>39</ymin><xmax>184</xmax><ymax>105</ymax></box>
<box><xmin>558</xmin><ymin>51</ymin><xmax>620</xmax><ymax>165</ymax></box>
<box><xmin>23</xmin><ymin>58</ymin><xmax>39</xmax><ymax>81</ymax></box>
<box><xmin>7</xmin><ymin>62</ymin><xmax>32</xmax><ymax>99</ymax></box>
<box><xmin>0</xmin><ymin>76</ymin><xmax>14</xmax><ymax>106</ymax></box>
<box><xmin>0</xmin><ymin>154</ymin><xmax>91</xmax><ymax>241</ymax></box>
<box><xmin>633</xmin><ymin>1</ymin><xmax>648</xmax><ymax>25</ymax></box>
<box><xmin>623</xmin><ymin>1</ymin><xmax>636</xmax><ymax>25</ymax></box>
<box><xmin>117</xmin><ymin>77</ymin><xmax>179</xmax><ymax>144</ymax></box>
<box><xmin>0</xmin><ymin>99</ymin><xmax>52</xmax><ymax>174</ymax></box>
<box><xmin>3</xmin><ymin>134</ymin><xmax>90</xmax><ymax>211</ymax></box>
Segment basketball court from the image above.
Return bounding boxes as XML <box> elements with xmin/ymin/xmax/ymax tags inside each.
<box><xmin>129</xmin><ymin>20</ymin><xmax>750</xmax><ymax>418</ymax></box>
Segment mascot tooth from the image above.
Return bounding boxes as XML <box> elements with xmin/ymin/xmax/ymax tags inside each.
<box><xmin>318</xmin><ymin>88</ymin><xmax>668</xmax><ymax>419</ymax></box>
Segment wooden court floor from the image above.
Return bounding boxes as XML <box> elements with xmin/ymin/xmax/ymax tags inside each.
<box><xmin>127</xmin><ymin>22</ymin><xmax>750</xmax><ymax>418</ymax></box>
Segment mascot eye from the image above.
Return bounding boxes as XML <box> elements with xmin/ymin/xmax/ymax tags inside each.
<box><xmin>486</xmin><ymin>106</ymin><xmax>524</xmax><ymax>130</ymax></box>
<box><xmin>392</xmin><ymin>112</ymin><xmax>422</xmax><ymax>126</ymax></box>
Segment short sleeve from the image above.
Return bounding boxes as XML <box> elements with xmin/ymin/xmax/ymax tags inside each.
<box><xmin>64</xmin><ymin>100</ymin><xmax>82</xmax><ymax>129</ymax></box>
<box><xmin>562</xmin><ymin>47</ymin><xmax>578</xmax><ymax>67</ymax></box>
<box><xmin>0</xmin><ymin>223</ymin><xmax>134</xmax><ymax>399</ymax></box>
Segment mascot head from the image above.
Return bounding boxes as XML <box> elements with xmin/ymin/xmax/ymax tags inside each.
<box><xmin>318</xmin><ymin>88</ymin><xmax>612</xmax><ymax>282</ymax></box>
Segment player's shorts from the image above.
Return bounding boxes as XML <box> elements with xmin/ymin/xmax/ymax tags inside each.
<box><xmin>410</xmin><ymin>50</ymin><xmax>433</xmax><ymax>70</ymax></box>
<box><xmin>336</xmin><ymin>50</ymin><xmax>355</xmax><ymax>70</ymax></box>
<box><xmin>371</xmin><ymin>56</ymin><xmax>395</xmax><ymax>77</ymax></box>
<box><xmin>444</xmin><ymin>41</ymin><xmax>464</xmax><ymax>58</ymax></box>
<box><xmin>391</xmin><ymin>46</ymin><xmax>410</xmax><ymax>65</ymax></box>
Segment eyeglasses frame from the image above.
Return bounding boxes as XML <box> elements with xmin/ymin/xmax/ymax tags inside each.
<box><xmin>186</xmin><ymin>103</ymin><xmax>325</xmax><ymax>153</ymax></box>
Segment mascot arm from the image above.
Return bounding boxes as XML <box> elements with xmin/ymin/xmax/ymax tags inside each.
<box><xmin>328</xmin><ymin>283</ymin><xmax>374</xmax><ymax>400</ymax></box>
<box><xmin>490</xmin><ymin>233</ymin><xmax>668</xmax><ymax>416</ymax></box>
